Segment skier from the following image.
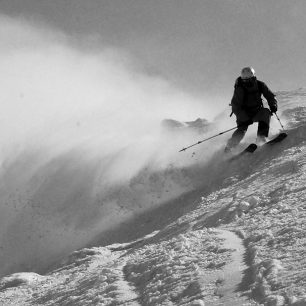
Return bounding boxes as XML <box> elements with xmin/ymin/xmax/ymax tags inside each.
<box><xmin>224</xmin><ymin>67</ymin><xmax>278</xmax><ymax>153</ymax></box>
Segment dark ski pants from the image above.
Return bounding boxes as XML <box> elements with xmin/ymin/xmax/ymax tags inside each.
<box><xmin>227</xmin><ymin>108</ymin><xmax>271</xmax><ymax>148</ymax></box>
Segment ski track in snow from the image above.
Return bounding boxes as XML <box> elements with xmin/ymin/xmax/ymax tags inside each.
<box><xmin>212</xmin><ymin>229</ymin><xmax>249</xmax><ymax>306</ymax></box>
<box><xmin>1</xmin><ymin>89</ymin><xmax>306</xmax><ymax>305</ymax></box>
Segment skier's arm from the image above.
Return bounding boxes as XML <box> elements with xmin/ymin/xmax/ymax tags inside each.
<box><xmin>261</xmin><ymin>82</ymin><xmax>278</xmax><ymax>113</ymax></box>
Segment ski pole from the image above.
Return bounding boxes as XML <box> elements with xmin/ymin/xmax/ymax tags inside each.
<box><xmin>274</xmin><ymin>112</ymin><xmax>285</xmax><ymax>130</ymax></box>
<box><xmin>179</xmin><ymin>126</ymin><xmax>238</xmax><ymax>152</ymax></box>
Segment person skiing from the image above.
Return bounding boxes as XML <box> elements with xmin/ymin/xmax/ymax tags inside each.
<box><xmin>224</xmin><ymin>67</ymin><xmax>278</xmax><ymax>152</ymax></box>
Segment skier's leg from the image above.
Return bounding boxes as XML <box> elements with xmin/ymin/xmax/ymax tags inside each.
<box><xmin>253</xmin><ymin>108</ymin><xmax>271</xmax><ymax>143</ymax></box>
<box><xmin>258</xmin><ymin>121</ymin><xmax>269</xmax><ymax>137</ymax></box>
<box><xmin>225</xmin><ymin>122</ymin><xmax>249</xmax><ymax>151</ymax></box>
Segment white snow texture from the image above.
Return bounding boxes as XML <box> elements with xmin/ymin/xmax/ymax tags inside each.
<box><xmin>1</xmin><ymin>89</ymin><xmax>306</xmax><ymax>305</ymax></box>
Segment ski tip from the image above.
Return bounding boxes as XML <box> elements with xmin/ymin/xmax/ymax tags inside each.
<box><xmin>266</xmin><ymin>132</ymin><xmax>288</xmax><ymax>145</ymax></box>
<box><xmin>227</xmin><ymin>143</ymin><xmax>257</xmax><ymax>162</ymax></box>
<box><xmin>247</xmin><ymin>143</ymin><xmax>258</xmax><ymax>151</ymax></box>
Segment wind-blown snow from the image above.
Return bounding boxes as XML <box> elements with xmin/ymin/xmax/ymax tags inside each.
<box><xmin>1</xmin><ymin>85</ymin><xmax>306</xmax><ymax>305</ymax></box>
<box><xmin>0</xmin><ymin>15</ymin><xmax>222</xmax><ymax>280</ymax></box>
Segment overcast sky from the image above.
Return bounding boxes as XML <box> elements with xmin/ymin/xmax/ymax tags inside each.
<box><xmin>1</xmin><ymin>0</ymin><xmax>306</xmax><ymax>100</ymax></box>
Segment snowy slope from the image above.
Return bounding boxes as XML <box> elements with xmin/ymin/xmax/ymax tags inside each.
<box><xmin>0</xmin><ymin>89</ymin><xmax>306</xmax><ymax>306</ymax></box>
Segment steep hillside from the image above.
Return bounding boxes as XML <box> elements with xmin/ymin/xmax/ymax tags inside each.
<box><xmin>0</xmin><ymin>89</ymin><xmax>306</xmax><ymax>306</ymax></box>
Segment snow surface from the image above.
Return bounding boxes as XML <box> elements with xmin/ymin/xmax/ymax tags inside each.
<box><xmin>1</xmin><ymin>89</ymin><xmax>306</xmax><ymax>305</ymax></box>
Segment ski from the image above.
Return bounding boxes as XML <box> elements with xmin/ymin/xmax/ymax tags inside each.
<box><xmin>264</xmin><ymin>132</ymin><xmax>287</xmax><ymax>145</ymax></box>
<box><xmin>228</xmin><ymin>143</ymin><xmax>257</xmax><ymax>161</ymax></box>
<box><xmin>228</xmin><ymin>132</ymin><xmax>288</xmax><ymax>162</ymax></box>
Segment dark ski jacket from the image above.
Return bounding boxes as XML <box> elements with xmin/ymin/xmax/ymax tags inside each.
<box><xmin>231</xmin><ymin>77</ymin><xmax>278</xmax><ymax>122</ymax></box>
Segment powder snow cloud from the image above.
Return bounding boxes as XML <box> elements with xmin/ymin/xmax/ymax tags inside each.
<box><xmin>0</xmin><ymin>15</ymin><xmax>226</xmax><ymax>277</ymax></box>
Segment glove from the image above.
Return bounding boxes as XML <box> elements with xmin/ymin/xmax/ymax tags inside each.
<box><xmin>270</xmin><ymin>104</ymin><xmax>278</xmax><ymax>113</ymax></box>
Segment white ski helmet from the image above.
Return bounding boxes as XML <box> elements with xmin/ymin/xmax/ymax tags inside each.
<box><xmin>241</xmin><ymin>67</ymin><xmax>255</xmax><ymax>80</ymax></box>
